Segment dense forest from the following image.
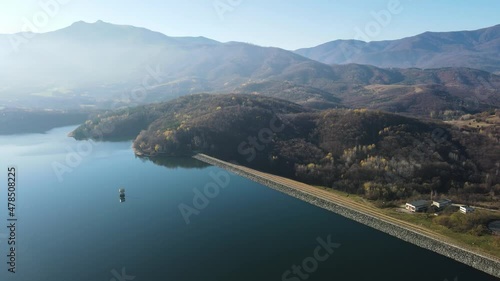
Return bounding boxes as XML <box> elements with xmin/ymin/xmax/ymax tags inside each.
<box><xmin>72</xmin><ymin>94</ymin><xmax>500</xmax><ymax>208</ymax></box>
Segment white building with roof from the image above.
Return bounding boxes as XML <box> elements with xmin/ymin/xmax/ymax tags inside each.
<box><xmin>459</xmin><ymin>206</ymin><xmax>474</xmax><ymax>214</ymax></box>
<box><xmin>432</xmin><ymin>199</ymin><xmax>452</xmax><ymax>210</ymax></box>
<box><xmin>406</xmin><ymin>200</ymin><xmax>429</xmax><ymax>212</ymax></box>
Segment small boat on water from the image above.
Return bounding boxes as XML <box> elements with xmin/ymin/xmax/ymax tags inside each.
<box><xmin>119</xmin><ymin>188</ymin><xmax>126</xmax><ymax>202</ymax></box>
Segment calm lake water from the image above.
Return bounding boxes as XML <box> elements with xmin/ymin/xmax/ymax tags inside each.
<box><xmin>0</xmin><ymin>126</ymin><xmax>498</xmax><ymax>281</ymax></box>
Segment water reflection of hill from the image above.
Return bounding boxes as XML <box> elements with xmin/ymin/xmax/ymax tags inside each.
<box><xmin>138</xmin><ymin>156</ymin><xmax>211</xmax><ymax>169</ymax></box>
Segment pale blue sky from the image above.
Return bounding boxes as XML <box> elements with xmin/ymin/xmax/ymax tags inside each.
<box><xmin>1</xmin><ymin>0</ymin><xmax>499</xmax><ymax>49</ymax></box>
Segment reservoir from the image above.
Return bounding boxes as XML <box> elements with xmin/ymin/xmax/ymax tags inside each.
<box><xmin>0</xmin><ymin>126</ymin><xmax>497</xmax><ymax>280</ymax></box>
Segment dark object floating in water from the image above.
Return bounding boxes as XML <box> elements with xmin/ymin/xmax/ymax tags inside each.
<box><xmin>119</xmin><ymin>188</ymin><xmax>126</xmax><ymax>203</ymax></box>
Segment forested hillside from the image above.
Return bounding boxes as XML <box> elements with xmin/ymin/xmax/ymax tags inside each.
<box><xmin>72</xmin><ymin>94</ymin><xmax>500</xmax><ymax>207</ymax></box>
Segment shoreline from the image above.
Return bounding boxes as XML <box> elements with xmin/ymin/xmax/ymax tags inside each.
<box><xmin>193</xmin><ymin>153</ymin><xmax>500</xmax><ymax>278</ymax></box>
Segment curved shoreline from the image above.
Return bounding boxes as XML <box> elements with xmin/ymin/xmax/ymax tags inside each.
<box><xmin>193</xmin><ymin>153</ymin><xmax>500</xmax><ymax>278</ymax></box>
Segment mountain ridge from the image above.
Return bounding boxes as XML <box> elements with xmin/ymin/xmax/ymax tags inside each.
<box><xmin>0</xmin><ymin>20</ymin><xmax>498</xmax><ymax>118</ymax></box>
<box><xmin>295</xmin><ymin>24</ymin><xmax>500</xmax><ymax>73</ymax></box>
<box><xmin>3</xmin><ymin>20</ymin><xmax>222</xmax><ymax>46</ymax></box>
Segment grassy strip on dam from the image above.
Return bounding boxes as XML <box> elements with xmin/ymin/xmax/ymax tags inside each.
<box><xmin>193</xmin><ymin>153</ymin><xmax>500</xmax><ymax>278</ymax></box>
<box><xmin>314</xmin><ymin>186</ymin><xmax>500</xmax><ymax>258</ymax></box>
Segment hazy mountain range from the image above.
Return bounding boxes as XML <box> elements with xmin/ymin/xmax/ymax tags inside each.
<box><xmin>0</xmin><ymin>21</ymin><xmax>499</xmax><ymax>118</ymax></box>
<box><xmin>295</xmin><ymin>24</ymin><xmax>500</xmax><ymax>74</ymax></box>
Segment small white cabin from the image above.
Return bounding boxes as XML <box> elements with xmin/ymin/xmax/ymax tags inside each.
<box><xmin>459</xmin><ymin>206</ymin><xmax>474</xmax><ymax>214</ymax></box>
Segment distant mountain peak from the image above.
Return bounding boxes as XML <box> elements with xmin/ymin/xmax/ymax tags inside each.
<box><xmin>71</xmin><ymin>19</ymin><xmax>108</xmax><ymax>25</ymax></box>
<box><xmin>45</xmin><ymin>20</ymin><xmax>182</xmax><ymax>46</ymax></box>
<box><xmin>69</xmin><ymin>20</ymin><xmax>100</xmax><ymax>26</ymax></box>
<box><xmin>54</xmin><ymin>20</ymin><xmax>221</xmax><ymax>46</ymax></box>
<box><xmin>66</xmin><ymin>19</ymin><xmax>130</xmax><ymax>30</ymax></box>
